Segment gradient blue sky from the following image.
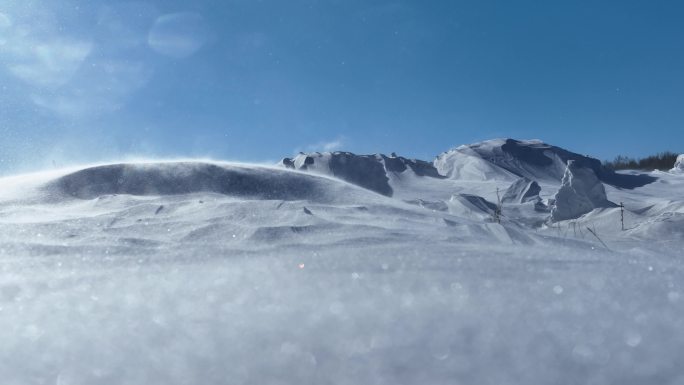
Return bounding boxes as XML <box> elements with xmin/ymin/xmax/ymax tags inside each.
<box><xmin>1</xmin><ymin>0</ymin><xmax>683</xmax><ymax>174</ymax></box>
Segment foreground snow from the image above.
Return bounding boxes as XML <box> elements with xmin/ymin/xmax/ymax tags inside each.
<box><xmin>1</xmin><ymin>154</ymin><xmax>683</xmax><ymax>384</ymax></box>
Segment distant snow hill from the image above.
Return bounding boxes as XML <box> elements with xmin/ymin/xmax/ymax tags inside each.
<box><xmin>44</xmin><ymin>162</ymin><xmax>381</xmax><ymax>204</ymax></box>
<box><xmin>280</xmin><ymin>139</ymin><xmax>657</xmax><ymax>197</ymax></box>
<box><xmin>435</xmin><ymin>139</ymin><xmax>656</xmax><ymax>188</ymax></box>
<box><xmin>281</xmin><ymin>152</ymin><xmax>444</xmax><ymax>197</ymax></box>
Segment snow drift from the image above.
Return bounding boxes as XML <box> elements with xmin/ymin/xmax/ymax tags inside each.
<box><xmin>436</xmin><ymin>139</ymin><xmax>656</xmax><ymax>188</ymax></box>
<box><xmin>434</xmin><ymin>143</ymin><xmax>517</xmax><ymax>181</ymax></box>
<box><xmin>45</xmin><ymin>162</ymin><xmax>372</xmax><ymax>203</ymax></box>
<box><xmin>502</xmin><ymin>178</ymin><xmax>541</xmax><ymax>204</ymax></box>
<box><xmin>281</xmin><ymin>152</ymin><xmax>443</xmax><ymax>196</ymax></box>
<box><xmin>671</xmin><ymin>154</ymin><xmax>684</xmax><ymax>173</ymax></box>
<box><xmin>551</xmin><ymin>160</ymin><xmax>615</xmax><ymax>221</ymax></box>
<box><xmin>448</xmin><ymin>193</ymin><xmax>499</xmax><ymax>219</ymax></box>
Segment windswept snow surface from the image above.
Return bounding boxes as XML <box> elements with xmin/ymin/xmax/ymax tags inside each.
<box><xmin>1</xmin><ymin>157</ymin><xmax>684</xmax><ymax>385</ymax></box>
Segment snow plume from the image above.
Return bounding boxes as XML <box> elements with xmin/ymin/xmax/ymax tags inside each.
<box><xmin>300</xmin><ymin>137</ymin><xmax>346</xmax><ymax>153</ymax></box>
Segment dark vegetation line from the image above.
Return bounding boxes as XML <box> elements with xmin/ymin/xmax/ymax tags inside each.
<box><xmin>603</xmin><ymin>152</ymin><xmax>679</xmax><ymax>171</ymax></box>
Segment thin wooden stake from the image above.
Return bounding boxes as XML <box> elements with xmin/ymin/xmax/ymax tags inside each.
<box><xmin>587</xmin><ymin>227</ymin><xmax>609</xmax><ymax>250</ymax></box>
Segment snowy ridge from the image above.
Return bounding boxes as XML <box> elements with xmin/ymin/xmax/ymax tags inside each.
<box><xmin>436</xmin><ymin>138</ymin><xmax>657</xmax><ymax>189</ymax></box>
<box><xmin>281</xmin><ymin>151</ymin><xmax>444</xmax><ymax>196</ymax></box>
<box><xmin>46</xmin><ymin>162</ymin><xmax>356</xmax><ymax>203</ymax></box>
<box><xmin>434</xmin><ymin>142</ymin><xmax>518</xmax><ymax>181</ymax></box>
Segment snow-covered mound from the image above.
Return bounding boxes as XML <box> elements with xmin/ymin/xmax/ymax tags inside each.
<box><xmin>502</xmin><ymin>178</ymin><xmax>541</xmax><ymax>204</ymax></box>
<box><xmin>281</xmin><ymin>152</ymin><xmax>443</xmax><ymax>196</ymax></box>
<box><xmin>671</xmin><ymin>154</ymin><xmax>684</xmax><ymax>173</ymax></box>
<box><xmin>437</xmin><ymin>139</ymin><xmax>656</xmax><ymax>188</ymax></box>
<box><xmin>551</xmin><ymin>160</ymin><xmax>615</xmax><ymax>221</ymax></box>
<box><xmin>45</xmin><ymin>162</ymin><xmax>374</xmax><ymax>203</ymax></box>
<box><xmin>434</xmin><ymin>143</ymin><xmax>517</xmax><ymax>181</ymax></box>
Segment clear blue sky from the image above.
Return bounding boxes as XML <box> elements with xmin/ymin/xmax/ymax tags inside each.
<box><xmin>1</xmin><ymin>0</ymin><xmax>683</xmax><ymax>174</ymax></box>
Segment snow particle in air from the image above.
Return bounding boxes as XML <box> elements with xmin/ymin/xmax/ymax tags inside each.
<box><xmin>668</xmin><ymin>291</ymin><xmax>680</xmax><ymax>303</ymax></box>
<box><xmin>429</xmin><ymin>341</ymin><xmax>451</xmax><ymax>361</ymax></box>
<box><xmin>279</xmin><ymin>341</ymin><xmax>300</xmax><ymax>355</ymax></box>
<box><xmin>572</xmin><ymin>344</ymin><xmax>595</xmax><ymax>361</ymax></box>
<box><xmin>625</xmin><ymin>332</ymin><xmax>642</xmax><ymax>347</ymax></box>
<box><xmin>22</xmin><ymin>324</ymin><xmax>43</xmax><ymax>341</ymax></box>
<box><xmin>553</xmin><ymin>285</ymin><xmax>564</xmax><ymax>295</ymax></box>
<box><xmin>328</xmin><ymin>302</ymin><xmax>344</xmax><ymax>315</ymax></box>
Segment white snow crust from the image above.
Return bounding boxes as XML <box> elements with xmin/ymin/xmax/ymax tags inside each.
<box><xmin>551</xmin><ymin>160</ymin><xmax>614</xmax><ymax>221</ymax></box>
<box><xmin>434</xmin><ymin>142</ymin><xmax>518</xmax><ymax>181</ymax></box>
<box><xmin>671</xmin><ymin>154</ymin><xmax>684</xmax><ymax>173</ymax></box>
<box><xmin>435</xmin><ymin>139</ymin><xmax>657</xmax><ymax>190</ymax></box>
<box><xmin>1</xmin><ymin>141</ymin><xmax>684</xmax><ymax>384</ymax></box>
<box><xmin>502</xmin><ymin>178</ymin><xmax>542</xmax><ymax>204</ymax></box>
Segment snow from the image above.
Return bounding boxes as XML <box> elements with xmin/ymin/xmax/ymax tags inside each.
<box><xmin>551</xmin><ymin>160</ymin><xmax>615</xmax><ymax>221</ymax></box>
<box><xmin>446</xmin><ymin>193</ymin><xmax>499</xmax><ymax>221</ymax></box>
<box><xmin>671</xmin><ymin>154</ymin><xmax>684</xmax><ymax>173</ymax></box>
<box><xmin>46</xmin><ymin>162</ymin><xmax>361</xmax><ymax>203</ymax></box>
<box><xmin>434</xmin><ymin>143</ymin><xmax>517</xmax><ymax>181</ymax></box>
<box><xmin>1</xmin><ymin>140</ymin><xmax>684</xmax><ymax>384</ymax></box>
<box><xmin>502</xmin><ymin>178</ymin><xmax>541</xmax><ymax>204</ymax></box>
<box><xmin>281</xmin><ymin>152</ymin><xmax>443</xmax><ymax>197</ymax></box>
<box><xmin>436</xmin><ymin>139</ymin><xmax>657</xmax><ymax>189</ymax></box>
